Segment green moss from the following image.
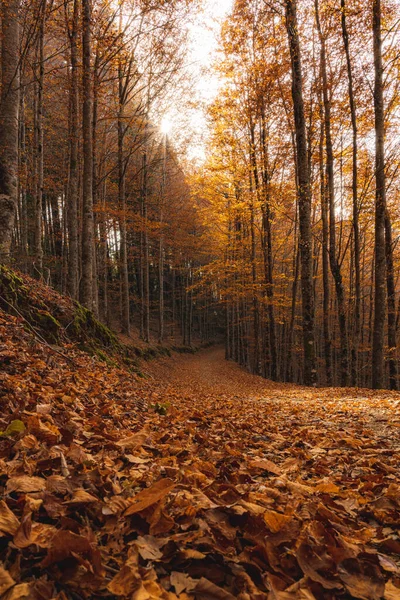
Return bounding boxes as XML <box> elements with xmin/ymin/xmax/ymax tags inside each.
<box><xmin>33</xmin><ymin>310</ymin><xmax>61</xmax><ymax>341</ymax></box>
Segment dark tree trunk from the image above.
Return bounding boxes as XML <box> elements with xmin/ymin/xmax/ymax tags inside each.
<box><xmin>341</xmin><ymin>0</ymin><xmax>361</xmax><ymax>387</ymax></box>
<box><xmin>315</xmin><ymin>0</ymin><xmax>348</xmax><ymax>386</ymax></box>
<box><xmin>284</xmin><ymin>0</ymin><xmax>317</xmax><ymax>386</ymax></box>
<box><xmin>0</xmin><ymin>0</ymin><xmax>20</xmax><ymax>261</ymax></box>
<box><xmin>66</xmin><ymin>0</ymin><xmax>79</xmax><ymax>299</ymax></box>
<box><xmin>318</xmin><ymin>91</ymin><xmax>332</xmax><ymax>386</ymax></box>
<box><xmin>372</xmin><ymin>0</ymin><xmax>387</xmax><ymax>389</ymax></box>
<box><xmin>80</xmin><ymin>0</ymin><xmax>94</xmax><ymax>309</ymax></box>
<box><xmin>385</xmin><ymin>210</ymin><xmax>397</xmax><ymax>389</ymax></box>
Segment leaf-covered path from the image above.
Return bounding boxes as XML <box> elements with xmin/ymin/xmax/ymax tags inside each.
<box><xmin>1</xmin><ymin>310</ymin><xmax>400</xmax><ymax>599</ymax></box>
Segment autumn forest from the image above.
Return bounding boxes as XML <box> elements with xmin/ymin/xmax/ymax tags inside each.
<box><xmin>1</xmin><ymin>0</ymin><xmax>400</xmax><ymax>389</ymax></box>
<box><xmin>1</xmin><ymin>0</ymin><xmax>400</xmax><ymax>597</ymax></box>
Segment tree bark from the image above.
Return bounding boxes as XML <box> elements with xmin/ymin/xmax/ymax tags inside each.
<box><xmin>66</xmin><ymin>0</ymin><xmax>79</xmax><ymax>299</ymax></box>
<box><xmin>318</xmin><ymin>89</ymin><xmax>332</xmax><ymax>385</ymax></box>
<box><xmin>33</xmin><ymin>0</ymin><xmax>47</xmax><ymax>276</ymax></box>
<box><xmin>0</xmin><ymin>0</ymin><xmax>20</xmax><ymax>261</ymax></box>
<box><xmin>315</xmin><ymin>0</ymin><xmax>348</xmax><ymax>386</ymax></box>
<box><xmin>80</xmin><ymin>0</ymin><xmax>94</xmax><ymax>309</ymax></box>
<box><xmin>341</xmin><ymin>0</ymin><xmax>360</xmax><ymax>387</ymax></box>
<box><xmin>385</xmin><ymin>209</ymin><xmax>397</xmax><ymax>389</ymax></box>
<box><xmin>372</xmin><ymin>0</ymin><xmax>387</xmax><ymax>389</ymax></box>
<box><xmin>284</xmin><ymin>0</ymin><xmax>317</xmax><ymax>386</ymax></box>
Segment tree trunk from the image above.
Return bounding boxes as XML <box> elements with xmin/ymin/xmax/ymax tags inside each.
<box><xmin>341</xmin><ymin>0</ymin><xmax>360</xmax><ymax>387</ymax></box>
<box><xmin>260</xmin><ymin>110</ymin><xmax>277</xmax><ymax>380</ymax></box>
<box><xmin>315</xmin><ymin>0</ymin><xmax>348</xmax><ymax>386</ymax></box>
<box><xmin>159</xmin><ymin>135</ymin><xmax>166</xmax><ymax>343</ymax></box>
<box><xmin>0</xmin><ymin>0</ymin><xmax>20</xmax><ymax>261</ymax></box>
<box><xmin>118</xmin><ymin>73</ymin><xmax>130</xmax><ymax>334</ymax></box>
<box><xmin>318</xmin><ymin>90</ymin><xmax>332</xmax><ymax>385</ymax></box>
<box><xmin>284</xmin><ymin>0</ymin><xmax>317</xmax><ymax>386</ymax></box>
<box><xmin>33</xmin><ymin>0</ymin><xmax>47</xmax><ymax>276</ymax></box>
<box><xmin>385</xmin><ymin>209</ymin><xmax>397</xmax><ymax>389</ymax></box>
<box><xmin>80</xmin><ymin>0</ymin><xmax>94</xmax><ymax>309</ymax></box>
<box><xmin>66</xmin><ymin>0</ymin><xmax>79</xmax><ymax>299</ymax></box>
<box><xmin>372</xmin><ymin>0</ymin><xmax>387</xmax><ymax>389</ymax></box>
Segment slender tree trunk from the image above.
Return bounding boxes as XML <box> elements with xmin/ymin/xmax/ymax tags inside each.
<box><xmin>80</xmin><ymin>0</ymin><xmax>94</xmax><ymax>309</ymax></box>
<box><xmin>141</xmin><ymin>115</ymin><xmax>150</xmax><ymax>342</ymax></box>
<box><xmin>315</xmin><ymin>0</ymin><xmax>348</xmax><ymax>386</ymax></box>
<box><xmin>33</xmin><ymin>0</ymin><xmax>47</xmax><ymax>276</ymax></box>
<box><xmin>0</xmin><ymin>0</ymin><xmax>20</xmax><ymax>260</ymax></box>
<box><xmin>66</xmin><ymin>0</ymin><xmax>79</xmax><ymax>299</ymax></box>
<box><xmin>118</xmin><ymin>69</ymin><xmax>130</xmax><ymax>334</ymax></box>
<box><xmin>341</xmin><ymin>0</ymin><xmax>360</xmax><ymax>387</ymax></box>
<box><xmin>318</xmin><ymin>91</ymin><xmax>332</xmax><ymax>385</ymax></box>
<box><xmin>260</xmin><ymin>110</ymin><xmax>277</xmax><ymax>380</ymax></box>
<box><xmin>372</xmin><ymin>0</ymin><xmax>387</xmax><ymax>389</ymax></box>
<box><xmin>19</xmin><ymin>76</ymin><xmax>28</xmax><ymax>263</ymax></box>
<box><xmin>385</xmin><ymin>209</ymin><xmax>397</xmax><ymax>389</ymax></box>
<box><xmin>248</xmin><ymin>126</ymin><xmax>260</xmax><ymax>374</ymax></box>
<box><xmin>159</xmin><ymin>135</ymin><xmax>166</xmax><ymax>343</ymax></box>
<box><xmin>284</xmin><ymin>0</ymin><xmax>317</xmax><ymax>386</ymax></box>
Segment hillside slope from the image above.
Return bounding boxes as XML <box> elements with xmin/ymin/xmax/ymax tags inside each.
<box><xmin>0</xmin><ymin>272</ymin><xmax>400</xmax><ymax>599</ymax></box>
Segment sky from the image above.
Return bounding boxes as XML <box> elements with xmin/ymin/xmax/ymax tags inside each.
<box><xmin>162</xmin><ymin>0</ymin><xmax>234</xmax><ymax>162</ymax></box>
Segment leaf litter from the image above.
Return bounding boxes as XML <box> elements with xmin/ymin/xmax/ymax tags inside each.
<box><xmin>1</xmin><ymin>309</ymin><xmax>400</xmax><ymax>599</ymax></box>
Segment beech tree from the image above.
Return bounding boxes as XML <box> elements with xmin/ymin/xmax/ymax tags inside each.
<box><xmin>0</xmin><ymin>0</ymin><xmax>20</xmax><ymax>260</ymax></box>
<box><xmin>284</xmin><ymin>0</ymin><xmax>317</xmax><ymax>386</ymax></box>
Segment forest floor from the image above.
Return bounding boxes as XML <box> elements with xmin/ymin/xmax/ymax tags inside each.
<box><xmin>1</xmin><ymin>293</ymin><xmax>400</xmax><ymax>599</ymax></box>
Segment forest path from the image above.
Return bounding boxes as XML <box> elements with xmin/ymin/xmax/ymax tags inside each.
<box><xmin>144</xmin><ymin>344</ymin><xmax>399</xmax><ymax>402</ymax></box>
<box><xmin>142</xmin><ymin>345</ymin><xmax>400</xmax><ymax>442</ymax></box>
<box><xmin>143</xmin><ymin>345</ymin><xmax>284</xmax><ymax>400</ymax></box>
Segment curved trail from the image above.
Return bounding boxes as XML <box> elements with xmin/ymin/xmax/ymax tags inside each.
<box><xmin>144</xmin><ymin>346</ymin><xmax>283</xmax><ymax>399</ymax></box>
<box><xmin>144</xmin><ymin>344</ymin><xmax>400</xmax><ymax>405</ymax></box>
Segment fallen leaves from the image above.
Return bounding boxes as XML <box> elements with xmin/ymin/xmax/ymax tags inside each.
<box><xmin>1</xmin><ymin>306</ymin><xmax>400</xmax><ymax>599</ymax></box>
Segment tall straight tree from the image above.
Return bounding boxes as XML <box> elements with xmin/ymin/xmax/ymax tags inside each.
<box><xmin>315</xmin><ymin>0</ymin><xmax>348</xmax><ymax>386</ymax></box>
<box><xmin>80</xmin><ymin>0</ymin><xmax>94</xmax><ymax>309</ymax></box>
<box><xmin>284</xmin><ymin>0</ymin><xmax>317</xmax><ymax>386</ymax></box>
<box><xmin>65</xmin><ymin>0</ymin><xmax>79</xmax><ymax>299</ymax></box>
<box><xmin>0</xmin><ymin>0</ymin><xmax>20</xmax><ymax>260</ymax></box>
<box><xmin>341</xmin><ymin>0</ymin><xmax>361</xmax><ymax>386</ymax></box>
<box><xmin>32</xmin><ymin>0</ymin><xmax>48</xmax><ymax>276</ymax></box>
<box><xmin>372</xmin><ymin>0</ymin><xmax>387</xmax><ymax>389</ymax></box>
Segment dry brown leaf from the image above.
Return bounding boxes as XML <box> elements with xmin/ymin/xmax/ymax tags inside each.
<box><xmin>116</xmin><ymin>425</ymin><xmax>150</xmax><ymax>450</ymax></box>
<box><xmin>194</xmin><ymin>577</ymin><xmax>237</xmax><ymax>600</ymax></box>
<box><xmin>26</xmin><ymin>415</ymin><xmax>61</xmax><ymax>445</ymax></box>
<box><xmin>0</xmin><ymin>565</ymin><xmax>15</xmax><ymax>596</ymax></box>
<box><xmin>107</xmin><ymin>565</ymin><xmax>141</xmax><ymax>596</ymax></box>
<box><xmin>1</xmin><ymin>583</ymin><xmax>31</xmax><ymax>600</ymax></box>
<box><xmin>384</xmin><ymin>581</ymin><xmax>400</xmax><ymax>600</ymax></box>
<box><xmin>0</xmin><ymin>501</ymin><xmax>19</xmax><ymax>536</ymax></box>
<box><xmin>248</xmin><ymin>458</ymin><xmax>281</xmax><ymax>475</ymax></box>
<box><xmin>124</xmin><ymin>478</ymin><xmax>175</xmax><ymax>516</ymax></box>
<box><xmin>338</xmin><ymin>561</ymin><xmax>385</xmax><ymax>600</ymax></box>
<box><xmin>170</xmin><ymin>572</ymin><xmax>197</xmax><ymax>595</ymax></box>
<box><xmin>315</xmin><ymin>481</ymin><xmax>340</xmax><ymax>494</ymax></box>
<box><xmin>263</xmin><ymin>510</ymin><xmax>292</xmax><ymax>533</ymax></box>
<box><xmin>6</xmin><ymin>476</ymin><xmax>46</xmax><ymax>494</ymax></box>
<box><xmin>134</xmin><ymin>535</ymin><xmax>165</xmax><ymax>560</ymax></box>
<box><xmin>65</xmin><ymin>489</ymin><xmax>98</xmax><ymax>504</ymax></box>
